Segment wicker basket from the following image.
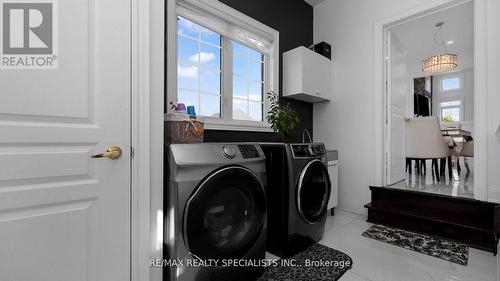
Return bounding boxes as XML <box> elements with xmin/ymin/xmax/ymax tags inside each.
<box><xmin>165</xmin><ymin>119</ymin><xmax>204</xmax><ymax>143</ymax></box>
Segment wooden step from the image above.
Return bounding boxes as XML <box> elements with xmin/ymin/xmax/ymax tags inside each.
<box><xmin>365</xmin><ymin>186</ymin><xmax>500</xmax><ymax>254</ymax></box>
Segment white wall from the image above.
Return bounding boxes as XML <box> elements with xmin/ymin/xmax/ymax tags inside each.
<box><xmin>313</xmin><ymin>0</ymin><xmax>500</xmax><ymax>214</ymax></box>
<box><xmin>486</xmin><ymin>0</ymin><xmax>500</xmax><ymax>202</ymax></box>
<box><xmin>432</xmin><ymin>67</ymin><xmax>474</xmax><ymax>134</ymax></box>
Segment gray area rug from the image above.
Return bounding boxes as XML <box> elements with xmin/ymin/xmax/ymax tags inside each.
<box><xmin>362</xmin><ymin>224</ymin><xmax>468</xmax><ymax>265</ymax></box>
<box><xmin>257</xmin><ymin>243</ymin><xmax>353</xmax><ymax>281</ymax></box>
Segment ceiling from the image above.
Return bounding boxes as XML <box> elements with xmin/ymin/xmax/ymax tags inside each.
<box><xmin>391</xmin><ymin>1</ymin><xmax>474</xmax><ymax>77</ymax></box>
<box><xmin>304</xmin><ymin>0</ymin><xmax>326</xmax><ymax>7</ymax></box>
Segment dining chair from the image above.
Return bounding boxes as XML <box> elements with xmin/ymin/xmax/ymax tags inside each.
<box><xmin>459</xmin><ymin>139</ymin><xmax>474</xmax><ymax>176</ymax></box>
<box><xmin>441</xmin><ymin>136</ymin><xmax>455</xmax><ymax>179</ymax></box>
<box><xmin>406</xmin><ymin>116</ymin><xmax>451</xmax><ymax>181</ymax></box>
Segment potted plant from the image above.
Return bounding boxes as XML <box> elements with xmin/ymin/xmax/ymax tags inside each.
<box><xmin>266</xmin><ymin>91</ymin><xmax>299</xmax><ymax>142</ymax></box>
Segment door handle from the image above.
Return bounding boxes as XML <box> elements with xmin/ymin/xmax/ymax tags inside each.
<box><xmin>91</xmin><ymin>145</ymin><xmax>123</xmax><ymax>159</ymax></box>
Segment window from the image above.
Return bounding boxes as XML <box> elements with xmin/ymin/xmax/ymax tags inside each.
<box><xmin>441</xmin><ymin>77</ymin><xmax>460</xmax><ymax>91</ymax></box>
<box><xmin>177</xmin><ymin>16</ymin><xmax>222</xmax><ymax>118</ymax></box>
<box><xmin>232</xmin><ymin>42</ymin><xmax>264</xmax><ymax>121</ymax></box>
<box><xmin>170</xmin><ymin>2</ymin><xmax>279</xmax><ymax>131</ymax></box>
<box><xmin>440</xmin><ymin>100</ymin><xmax>461</xmax><ymax>123</ymax></box>
<box><xmin>177</xmin><ymin>17</ymin><xmax>266</xmax><ymax>122</ymax></box>
<box><xmin>439</xmin><ymin>74</ymin><xmax>463</xmax><ymax>92</ymax></box>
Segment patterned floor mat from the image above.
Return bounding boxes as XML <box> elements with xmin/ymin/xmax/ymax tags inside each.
<box><xmin>362</xmin><ymin>224</ymin><xmax>468</xmax><ymax>265</ymax></box>
<box><xmin>257</xmin><ymin>243</ymin><xmax>353</xmax><ymax>281</ymax></box>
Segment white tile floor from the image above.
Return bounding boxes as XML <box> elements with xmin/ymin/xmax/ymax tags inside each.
<box><xmin>389</xmin><ymin>159</ymin><xmax>474</xmax><ymax>199</ymax></box>
<box><xmin>319</xmin><ymin>209</ymin><xmax>498</xmax><ymax>281</ymax></box>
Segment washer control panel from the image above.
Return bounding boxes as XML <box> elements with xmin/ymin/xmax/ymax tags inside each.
<box><xmin>170</xmin><ymin>143</ymin><xmax>264</xmax><ymax>164</ymax></box>
<box><xmin>238</xmin><ymin>145</ymin><xmax>260</xmax><ymax>159</ymax></box>
<box><xmin>221</xmin><ymin>146</ymin><xmax>236</xmax><ymax>159</ymax></box>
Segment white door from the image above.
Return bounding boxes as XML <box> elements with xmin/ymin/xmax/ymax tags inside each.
<box><xmin>0</xmin><ymin>0</ymin><xmax>131</xmax><ymax>280</ymax></box>
<box><xmin>386</xmin><ymin>31</ymin><xmax>407</xmax><ymax>185</ymax></box>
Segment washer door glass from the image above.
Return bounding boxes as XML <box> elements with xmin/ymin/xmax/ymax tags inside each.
<box><xmin>297</xmin><ymin>160</ymin><xmax>331</xmax><ymax>224</ymax></box>
<box><xmin>184</xmin><ymin>166</ymin><xmax>266</xmax><ymax>259</ymax></box>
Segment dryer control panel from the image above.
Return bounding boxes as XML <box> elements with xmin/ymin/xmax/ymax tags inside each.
<box><xmin>290</xmin><ymin>143</ymin><xmax>326</xmax><ymax>158</ymax></box>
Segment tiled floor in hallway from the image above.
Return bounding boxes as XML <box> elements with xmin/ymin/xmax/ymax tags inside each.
<box><xmin>320</xmin><ymin>210</ymin><xmax>497</xmax><ymax>281</ymax></box>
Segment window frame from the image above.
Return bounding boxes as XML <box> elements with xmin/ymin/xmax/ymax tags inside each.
<box><xmin>438</xmin><ymin>72</ymin><xmax>464</xmax><ymax>93</ymax></box>
<box><xmin>169</xmin><ymin>0</ymin><xmax>279</xmax><ymax>132</ymax></box>
<box><xmin>439</xmin><ymin>97</ymin><xmax>464</xmax><ymax>124</ymax></box>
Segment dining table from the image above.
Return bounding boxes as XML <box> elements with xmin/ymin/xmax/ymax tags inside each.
<box><xmin>441</xmin><ymin>128</ymin><xmax>472</xmax><ymax>141</ymax></box>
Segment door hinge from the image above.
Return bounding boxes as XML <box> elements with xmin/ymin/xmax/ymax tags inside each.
<box><xmin>131</xmin><ymin>146</ymin><xmax>135</xmax><ymax>158</ymax></box>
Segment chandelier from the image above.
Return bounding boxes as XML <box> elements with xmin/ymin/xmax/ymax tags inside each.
<box><xmin>422</xmin><ymin>22</ymin><xmax>458</xmax><ymax>73</ymax></box>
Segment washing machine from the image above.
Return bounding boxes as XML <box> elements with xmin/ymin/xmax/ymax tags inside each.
<box><xmin>261</xmin><ymin>143</ymin><xmax>331</xmax><ymax>257</ymax></box>
<box><xmin>164</xmin><ymin>143</ymin><xmax>267</xmax><ymax>281</ymax></box>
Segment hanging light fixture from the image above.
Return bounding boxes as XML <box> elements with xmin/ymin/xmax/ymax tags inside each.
<box><xmin>422</xmin><ymin>22</ymin><xmax>458</xmax><ymax>73</ymax></box>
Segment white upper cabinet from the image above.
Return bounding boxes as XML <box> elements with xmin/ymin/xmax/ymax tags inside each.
<box><xmin>283</xmin><ymin>46</ymin><xmax>331</xmax><ymax>103</ymax></box>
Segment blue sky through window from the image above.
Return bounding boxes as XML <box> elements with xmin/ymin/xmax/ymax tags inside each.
<box><xmin>232</xmin><ymin>42</ymin><xmax>264</xmax><ymax>121</ymax></box>
<box><xmin>176</xmin><ymin>16</ymin><xmax>265</xmax><ymax>121</ymax></box>
<box><xmin>441</xmin><ymin>77</ymin><xmax>461</xmax><ymax>91</ymax></box>
<box><xmin>177</xmin><ymin>16</ymin><xmax>221</xmax><ymax>117</ymax></box>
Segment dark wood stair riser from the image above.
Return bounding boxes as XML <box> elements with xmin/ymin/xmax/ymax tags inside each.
<box><xmin>366</xmin><ymin>186</ymin><xmax>500</xmax><ymax>255</ymax></box>
<box><xmin>367</xmin><ymin>207</ymin><xmax>497</xmax><ymax>253</ymax></box>
<box><xmin>371</xmin><ymin>190</ymin><xmax>496</xmax><ymax>230</ymax></box>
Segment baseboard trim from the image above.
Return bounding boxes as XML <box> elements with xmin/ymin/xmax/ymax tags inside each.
<box><xmin>337</xmin><ymin>201</ymin><xmax>368</xmax><ymax>216</ymax></box>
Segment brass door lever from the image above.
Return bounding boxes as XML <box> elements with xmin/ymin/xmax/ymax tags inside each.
<box><xmin>91</xmin><ymin>145</ymin><xmax>122</xmax><ymax>159</ymax></box>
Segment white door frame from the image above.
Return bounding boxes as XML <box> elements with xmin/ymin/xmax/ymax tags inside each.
<box><xmin>131</xmin><ymin>0</ymin><xmax>164</xmax><ymax>280</ymax></box>
<box><xmin>372</xmin><ymin>0</ymin><xmax>488</xmax><ymax>201</ymax></box>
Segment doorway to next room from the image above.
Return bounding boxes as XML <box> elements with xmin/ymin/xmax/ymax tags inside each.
<box><xmin>384</xmin><ymin>1</ymin><xmax>475</xmax><ymax>199</ymax></box>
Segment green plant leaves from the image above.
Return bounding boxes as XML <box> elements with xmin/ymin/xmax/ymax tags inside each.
<box><xmin>266</xmin><ymin>91</ymin><xmax>299</xmax><ymax>137</ymax></box>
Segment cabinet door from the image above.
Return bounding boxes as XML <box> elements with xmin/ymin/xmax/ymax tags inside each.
<box><xmin>302</xmin><ymin>50</ymin><xmax>330</xmax><ymax>100</ymax></box>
